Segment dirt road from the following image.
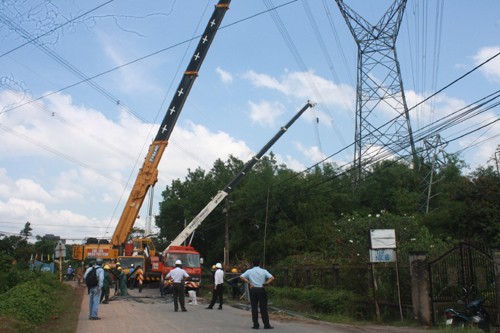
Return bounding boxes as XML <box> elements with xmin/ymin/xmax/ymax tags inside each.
<box><xmin>74</xmin><ymin>283</ymin><xmax>430</xmax><ymax>332</ymax></box>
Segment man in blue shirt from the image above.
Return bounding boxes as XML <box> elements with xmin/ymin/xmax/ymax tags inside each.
<box><xmin>240</xmin><ymin>258</ymin><xmax>275</xmax><ymax>329</ymax></box>
<box><xmin>84</xmin><ymin>257</ymin><xmax>105</xmax><ymax>320</ymax></box>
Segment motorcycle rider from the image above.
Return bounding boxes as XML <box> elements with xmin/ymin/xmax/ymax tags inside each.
<box><xmin>66</xmin><ymin>265</ymin><xmax>75</xmax><ymax>280</ymax></box>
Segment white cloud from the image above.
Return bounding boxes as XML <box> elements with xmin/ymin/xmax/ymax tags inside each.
<box><xmin>473</xmin><ymin>46</ymin><xmax>500</xmax><ymax>82</ymax></box>
<box><xmin>248</xmin><ymin>100</ymin><xmax>286</xmax><ymax>127</ymax></box>
<box><xmin>242</xmin><ymin>69</ymin><xmax>355</xmax><ymax>112</ymax></box>
<box><xmin>216</xmin><ymin>67</ymin><xmax>233</xmax><ymax>84</ymax></box>
<box><xmin>274</xmin><ymin>153</ymin><xmax>305</xmax><ymax>171</ymax></box>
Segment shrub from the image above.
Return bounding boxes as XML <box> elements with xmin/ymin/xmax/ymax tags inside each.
<box><xmin>268</xmin><ymin>287</ymin><xmax>364</xmax><ymax>318</ymax></box>
<box><xmin>0</xmin><ymin>273</ymin><xmax>61</xmax><ymax>324</ymax></box>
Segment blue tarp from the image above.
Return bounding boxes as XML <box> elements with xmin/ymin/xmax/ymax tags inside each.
<box><xmin>29</xmin><ymin>260</ymin><xmax>55</xmax><ymax>273</ymax></box>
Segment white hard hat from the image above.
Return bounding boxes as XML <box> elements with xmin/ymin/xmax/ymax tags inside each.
<box><xmin>69</xmin><ymin>265</ymin><xmax>72</xmax><ymax>267</ymax></box>
<box><xmin>216</xmin><ymin>263</ymin><xmax>222</xmax><ymax>269</ymax></box>
<box><xmin>175</xmin><ymin>259</ymin><xmax>182</xmax><ymax>265</ymax></box>
<box><xmin>131</xmin><ymin>264</ymin><xmax>134</xmax><ymax>267</ymax></box>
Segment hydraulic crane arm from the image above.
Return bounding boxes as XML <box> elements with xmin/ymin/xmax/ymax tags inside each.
<box><xmin>112</xmin><ymin>0</ymin><xmax>231</xmax><ymax>248</ymax></box>
<box><xmin>167</xmin><ymin>101</ymin><xmax>316</xmax><ymax>249</ymax></box>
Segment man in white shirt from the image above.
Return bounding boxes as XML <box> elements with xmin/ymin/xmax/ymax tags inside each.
<box><xmin>206</xmin><ymin>262</ymin><xmax>224</xmax><ymax>310</ymax></box>
<box><xmin>166</xmin><ymin>259</ymin><xmax>190</xmax><ymax>312</ymax></box>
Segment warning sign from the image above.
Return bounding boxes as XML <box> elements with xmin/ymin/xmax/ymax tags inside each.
<box><xmin>87</xmin><ymin>248</ymin><xmax>109</xmax><ymax>257</ymax></box>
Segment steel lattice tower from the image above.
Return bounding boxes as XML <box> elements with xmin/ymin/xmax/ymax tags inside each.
<box><xmin>336</xmin><ymin>0</ymin><xmax>416</xmax><ymax>178</ymax></box>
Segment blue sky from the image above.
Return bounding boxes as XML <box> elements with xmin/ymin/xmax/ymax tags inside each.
<box><xmin>0</xmin><ymin>0</ymin><xmax>499</xmax><ymax>243</ymax></box>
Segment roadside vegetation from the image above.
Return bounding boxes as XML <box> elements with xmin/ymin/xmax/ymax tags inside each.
<box><xmin>0</xmin><ymin>253</ymin><xmax>82</xmax><ymax>333</ymax></box>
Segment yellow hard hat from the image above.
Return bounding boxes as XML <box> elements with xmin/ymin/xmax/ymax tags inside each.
<box><xmin>117</xmin><ymin>267</ymin><xmax>122</xmax><ymax>270</ymax></box>
<box><xmin>116</xmin><ymin>262</ymin><xmax>121</xmax><ymax>266</ymax></box>
<box><xmin>232</xmin><ymin>268</ymin><xmax>237</xmax><ymax>273</ymax></box>
<box><xmin>212</xmin><ymin>265</ymin><xmax>216</xmax><ymax>269</ymax></box>
<box><xmin>104</xmin><ymin>265</ymin><xmax>110</xmax><ymax>269</ymax></box>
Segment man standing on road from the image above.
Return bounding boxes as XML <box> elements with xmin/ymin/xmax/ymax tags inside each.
<box><xmin>100</xmin><ymin>265</ymin><xmax>113</xmax><ymax>304</ymax></box>
<box><xmin>84</xmin><ymin>257</ymin><xmax>104</xmax><ymax>320</ymax></box>
<box><xmin>129</xmin><ymin>264</ymin><xmax>135</xmax><ymax>290</ymax></box>
<box><xmin>166</xmin><ymin>259</ymin><xmax>189</xmax><ymax>312</ymax></box>
<box><xmin>117</xmin><ymin>267</ymin><xmax>128</xmax><ymax>296</ymax></box>
<box><xmin>240</xmin><ymin>258</ymin><xmax>275</xmax><ymax>330</ymax></box>
<box><xmin>206</xmin><ymin>262</ymin><xmax>224</xmax><ymax>310</ymax></box>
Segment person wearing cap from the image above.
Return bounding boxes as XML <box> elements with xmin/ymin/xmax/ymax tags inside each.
<box><xmin>166</xmin><ymin>259</ymin><xmax>189</xmax><ymax>312</ymax></box>
<box><xmin>129</xmin><ymin>263</ymin><xmax>135</xmax><ymax>290</ymax></box>
<box><xmin>231</xmin><ymin>268</ymin><xmax>241</xmax><ymax>300</ymax></box>
<box><xmin>84</xmin><ymin>257</ymin><xmax>104</xmax><ymax>320</ymax></box>
<box><xmin>67</xmin><ymin>265</ymin><xmax>74</xmax><ymax>280</ymax></box>
<box><xmin>113</xmin><ymin>262</ymin><xmax>121</xmax><ymax>295</ymax></box>
<box><xmin>100</xmin><ymin>265</ymin><xmax>113</xmax><ymax>304</ymax></box>
<box><xmin>117</xmin><ymin>266</ymin><xmax>128</xmax><ymax>296</ymax></box>
<box><xmin>206</xmin><ymin>263</ymin><xmax>224</xmax><ymax>310</ymax></box>
<box><xmin>240</xmin><ymin>258</ymin><xmax>275</xmax><ymax>330</ymax></box>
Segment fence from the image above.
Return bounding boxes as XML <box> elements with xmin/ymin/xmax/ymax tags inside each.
<box><xmin>266</xmin><ymin>264</ymin><xmax>412</xmax><ymax>306</ymax></box>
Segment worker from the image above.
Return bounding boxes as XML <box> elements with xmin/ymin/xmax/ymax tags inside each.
<box><xmin>129</xmin><ymin>263</ymin><xmax>135</xmax><ymax>290</ymax></box>
<box><xmin>161</xmin><ymin>280</ymin><xmax>173</xmax><ymax>296</ymax></box>
<box><xmin>84</xmin><ymin>257</ymin><xmax>104</xmax><ymax>320</ymax></box>
<box><xmin>240</xmin><ymin>258</ymin><xmax>275</xmax><ymax>330</ymax></box>
<box><xmin>231</xmin><ymin>268</ymin><xmax>241</xmax><ymax>300</ymax></box>
<box><xmin>206</xmin><ymin>263</ymin><xmax>224</xmax><ymax>310</ymax></box>
<box><xmin>117</xmin><ymin>267</ymin><xmax>128</xmax><ymax>296</ymax></box>
<box><xmin>100</xmin><ymin>265</ymin><xmax>113</xmax><ymax>304</ymax></box>
<box><xmin>113</xmin><ymin>262</ymin><xmax>121</xmax><ymax>295</ymax></box>
<box><xmin>166</xmin><ymin>259</ymin><xmax>189</xmax><ymax>312</ymax></box>
<box><xmin>211</xmin><ymin>265</ymin><xmax>216</xmax><ymax>282</ymax></box>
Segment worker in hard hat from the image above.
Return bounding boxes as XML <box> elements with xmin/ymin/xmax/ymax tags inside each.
<box><xmin>117</xmin><ymin>267</ymin><xmax>128</xmax><ymax>296</ymax></box>
<box><xmin>231</xmin><ymin>268</ymin><xmax>241</xmax><ymax>300</ymax></box>
<box><xmin>211</xmin><ymin>265</ymin><xmax>216</xmax><ymax>282</ymax></box>
<box><xmin>113</xmin><ymin>262</ymin><xmax>121</xmax><ymax>296</ymax></box>
<box><xmin>100</xmin><ymin>265</ymin><xmax>113</xmax><ymax>304</ymax></box>
<box><xmin>129</xmin><ymin>263</ymin><xmax>136</xmax><ymax>290</ymax></box>
<box><xmin>166</xmin><ymin>259</ymin><xmax>189</xmax><ymax>312</ymax></box>
<box><xmin>206</xmin><ymin>263</ymin><xmax>224</xmax><ymax>310</ymax></box>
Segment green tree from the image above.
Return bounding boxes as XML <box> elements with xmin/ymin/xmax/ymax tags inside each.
<box><xmin>20</xmin><ymin>222</ymin><xmax>32</xmax><ymax>240</ymax></box>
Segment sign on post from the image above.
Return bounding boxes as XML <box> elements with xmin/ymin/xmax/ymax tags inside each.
<box><xmin>54</xmin><ymin>241</ymin><xmax>66</xmax><ymax>258</ymax></box>
<box><xmin>370</xmin><ymin>229</ymin><xmax>396</xmax><ymax>249</ymax></box>
<box><xmin>369</xmin><ymin>248</ymin><xmax>396</xmax><ymax>263</ymax></box>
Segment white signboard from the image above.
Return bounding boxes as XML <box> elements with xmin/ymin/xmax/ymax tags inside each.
<box><xmin>370</xmin><ymin>229</ymin><xmax>396</xmax><ymax>249</ymax></box>
<box><xmin>54</xmin><ymin>241</ymin><xmax>67</xmax><ymax>258</ymax></box>
<box><xmin>370</xmin><ymin>249</ymin><xmax>396</xmax><ymax>263</ymax></box>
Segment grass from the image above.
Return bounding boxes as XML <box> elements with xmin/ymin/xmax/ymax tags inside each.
<box><xmin>0</xmin><ymin>282</ymin><xmax>84</xmax><ymax>333</ymax></box>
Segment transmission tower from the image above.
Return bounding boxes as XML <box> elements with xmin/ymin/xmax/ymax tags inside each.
<box><xmin>418</xmin><ymin>134</ymin><xmax>448</xmax><ymax>214</ymax></box>
<box><xmin>336</xmin><ymin>0</ymin><xmax>416</xmax><ymax>179</ymax></box>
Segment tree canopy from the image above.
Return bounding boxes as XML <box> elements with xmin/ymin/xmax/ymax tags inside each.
<box><xmin>155</xmin><ymin>150</ymin><xmax>499</xmax><ymax>266</ymax></box>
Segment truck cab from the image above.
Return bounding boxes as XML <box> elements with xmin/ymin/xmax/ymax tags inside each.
<box><xmin>162</xmin><ymin>245</ymin><xmax>203</xmax><ymax>291</ymax></box>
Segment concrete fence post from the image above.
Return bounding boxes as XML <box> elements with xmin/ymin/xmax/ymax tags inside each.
<box><xmin>409</xmin><ymin>251</ymin><xmax>431</xmax><ymax>326</ymax></box>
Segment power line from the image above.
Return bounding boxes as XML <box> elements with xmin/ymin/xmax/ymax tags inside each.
<box><xmin>0</xmin><ymin>0</ymin><xmax>114</xmax><ymax>58</ymax></box>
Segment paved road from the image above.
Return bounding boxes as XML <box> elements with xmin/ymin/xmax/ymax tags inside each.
<box><xmin>74</xmin><ymin>283</ymin><xmax>429</xmax><ymax>333</ymax></box>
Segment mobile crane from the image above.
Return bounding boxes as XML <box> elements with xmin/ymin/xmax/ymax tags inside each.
<box><xmin>160</xmin><ymin>100</ymin><xmax>316</xmax><ymax>291</ymax></box>
<box><xmin>73</xmin><ymin>0</ymin><xmax>232</xmax><ymax>282</ymax></box>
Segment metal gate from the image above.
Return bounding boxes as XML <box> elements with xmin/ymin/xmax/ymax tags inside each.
<box><xmin>428</xmin><ymin>242</ymin><xmax>497</xmax><ymax>326</ymax></box>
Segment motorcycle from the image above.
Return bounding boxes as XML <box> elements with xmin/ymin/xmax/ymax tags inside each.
<box><xmin>445</xmin><ymin>299</ymin><xmax>490</xmax><ymax>332</ymax></box>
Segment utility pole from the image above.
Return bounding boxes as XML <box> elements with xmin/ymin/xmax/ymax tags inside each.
<box><xmin>495</xmin><ymin>149</ymin><xmax>500</xmax><ymax>179</ymax></box>
<box><xmin>223</xmin><ymin>198</ymin><xmax>229</xmax><ymax>269</ymax></box>
<box><xmin>263</xmin><ymin>189</ymin><xmax>269</xmax><ymax>268</ymax></box>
